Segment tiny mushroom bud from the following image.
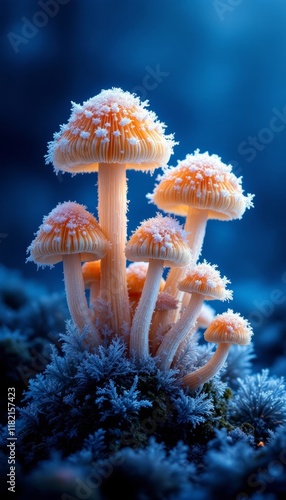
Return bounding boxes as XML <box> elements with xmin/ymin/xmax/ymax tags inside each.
<box><xmin>149</xmin><ymin>149</ymin><xmax>254</xmax><ymax>325</ymax></box>
<box><xmin>82</xmin><ymin>260</ymin><xmax>101</xmax><ymax>309</ymax></box>
<box><xmin>126</xmin><ymin>213</ymin><xmax>191</xmax><ymax>359</ymax></box>
<box><xmin>46</xmin><ymin>87</ymin><xmax>176</xmax><ymax>334</ymax></box>
<box><xmin>156</xmin><ymin>261</ymin><xmax>232</xmax><ymax>370</ymax></box>
<box><xmin>26</xmin><ymin>201</ymin><xmax>110</xmax><ymax>346</ymax></box>
<box><xmin>180</xmin><ymin>309</ymin><xmax>253</xmax><ymax>391</ymax></box>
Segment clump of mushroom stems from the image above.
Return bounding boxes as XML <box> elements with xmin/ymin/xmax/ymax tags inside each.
<box><xmin>162</xmin><ymin>208</ymin><xmax>208</xmax><ymax>325</ymax></box>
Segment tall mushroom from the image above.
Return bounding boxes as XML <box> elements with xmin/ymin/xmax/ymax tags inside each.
<box><xmin>26</xmin><ymin>201</ymin><xmax>110</xmax><ymax>346</ymax></box>
<box><xmin>125</xmin><ymin>213</ymin><xmax>191</xmax><ymax>359</ymax></box>
<box><xmin>148</xmin><ymin>149</ymin><xmax>254</xmax><ymax>323</ymax></box>
<box><xmin>156</xmin><ymin>261</ymin><xmax>232</xmax><ymax>370</ymax></box>
<box><xmin>180</xmin><ymin>309</ymin><xmax>253</xmax><ymax>391</ymax></box>
<box><xmin>45</xmin><ymin>88</ymin><xmax>176</xmax><ymax>334</ymax></box>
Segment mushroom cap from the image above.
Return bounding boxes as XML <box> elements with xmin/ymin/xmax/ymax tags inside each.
<box><xmin>125</xmin><ymin>213</ymin><xmax>192</xmax><ymax>268</ymax></box>
<box><xmin>82</xmin><ymin>260</ymin><xmax>101</xmax><ymax>286</ymax></box>
<box><xmin>149</xmin><ymin>149</ymin><xmax>254</xmax><ymax>220</ymax></box>
<box><xmin>45</xmin><ymin>87</ymin><xmax>176</xmax><ymax>174</ymax></box>
<box><xmin>204</xmin><ymin>309</ymin><xmax>253</xmax><ymax>345</ymax></box>
<box><xmin>126</xmin><ymin>261</ymin><xmax>165</xmax><ymax>296</ymax></box>
<box><xmin>178</xmin><ymin>261</ymin><xmax>233</xmax><ymax>301</ymax></box>
<box><xmin>27</xmin><ymin>201</ymin><xmax>110</xmax><ymax>266</ymax></box>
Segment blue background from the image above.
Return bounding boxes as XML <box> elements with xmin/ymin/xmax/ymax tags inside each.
<box><xmin>1</xmin><ymin>0</ymin><xmax>286</xmax><ymax>340</ymax></box>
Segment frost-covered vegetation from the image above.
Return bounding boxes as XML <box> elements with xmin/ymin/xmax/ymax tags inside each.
<box><xmin>1</xmin><ymin>88</ymin><xmax>285</xmax><ymax>499</ymax></box>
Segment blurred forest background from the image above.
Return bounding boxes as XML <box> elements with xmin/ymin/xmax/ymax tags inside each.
<box><xmin>1</xmin><ymin>0</ymin><xmax>286</xmax><ymax>371</ymax></box>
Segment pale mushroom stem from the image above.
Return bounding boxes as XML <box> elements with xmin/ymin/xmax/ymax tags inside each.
<box><xmin>161</xmin><ymin>208</ymin><xmax>208</xmax><ymax>326</ymax></box>
<box><xmin>98</xmin><ymin>163</ymin><xmax>131</xmax><ymax>333</ymax></box>
<box><xmin>156</xmin><ymin>292</ymin><xmax>204</xmax><ymax>370</ymax></box>
<box><xmin>129</xmin><ymin>259</ymin><xmax>164</xmax><ymax>359</ymax></box>
<box><xmin>63</xmin><ymin>254</ymin><xmax>101</xmax><ymax>345</ymax></box>
<box><xmin>180</xmin><ymin>343</ymin><xmax>231</xmax><ymax>391</ymax></box>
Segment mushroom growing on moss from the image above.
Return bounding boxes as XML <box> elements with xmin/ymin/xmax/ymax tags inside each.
<box><xmin>180</xmin><ymin>309</ymin><xmax>253</xmax><ymax>391</ymax></box>
<box><xmin>156</xmin><ymin>261</ymin><xmax>232</xmax><ymax>370</ymax></box>
<box><xmin>126</xmin><ymin>213</ymin><xmax>191</xmax><ymax>359</ymax></box>
<box><xmin>26</xmin><ymin>201</ymin><xmax>110</xmax><ymax>345</ymax></box>
<box><xmin>45</xmin><ymin>87</ymin><xmax>176</xmax><ymax>334</ymax></box>
<box><xmin>148</xmin><ymin>149</ymin><xmax>254</xmax><ymax>324</ymax></box>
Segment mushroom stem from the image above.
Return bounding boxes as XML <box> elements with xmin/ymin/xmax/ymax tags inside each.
<box><xmin>156</xmin><ymin>292</ymin><xmax>204</xmax><ymax>370</ymax></box>
<box><xmin>162</xmin><ymin>208</ymin><xmax>208</xmax><ymax>325</ymax></box>
<box><xmin>98</xmin><ymin>163</ymin><xmax>131</xmax><ymax>333</ymax></box>
<box><xmin>63</xmin><ymin>254</ymin><xmax>101</xmax><ymax>345</ymax></box>
<box><xmin>129</xmin><ymin>259</ymin><xmax>164</xmax><ymax>359</ymax></box>
<box><xmin>180</xmin><ymin>343</ymin><xmax>231</xmax><ymax>391</ymax></box>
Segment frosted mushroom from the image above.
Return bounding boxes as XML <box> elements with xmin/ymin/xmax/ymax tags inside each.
<box><xmin>180</xmin><ymin>309</ymin><xmax>253</xmax><ymax>391</ymax></box>
<box><xmin>125</xmin><ymin>213</ymin><xmax>191</xmax><ymax>359</ymax></box>
<box><xmin>156</xmin><ymin>261</ymin><xmax>232</xmax><ymax>370</ymax></box>
<box><xmin>45</xmin><ymin>87</ymin><xmax>176</xmax><ymax>334</ymax></box>
<box><xmin>82</xmin><ymin>260</ymin><xmax>101</xmax><ymax>309</ymax></box>
<box><xmin>148</xmin><ymin>149</ymin><xmax>254</xmax><ymax>323</ymax></box>
<box><xmin>26</xmin><ymin>201</ymin><xmax>110</xmax><ymax>346</ymax></box>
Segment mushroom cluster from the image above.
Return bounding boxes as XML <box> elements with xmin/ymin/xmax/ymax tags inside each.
<box><xmin>27</xmin><ymin>87</ymin><xmax>254</xmax><ymax>391</ymax></box>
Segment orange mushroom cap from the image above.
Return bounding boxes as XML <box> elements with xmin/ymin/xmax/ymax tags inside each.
<box><xmin>149</xmin><ymin>149</ymin><xmax>254</xmax><ymax>220</ymax></box>
<box><xmin>45</xmin><ymin>87</ymin><xmax>176</xmax><ymax>174</ymax></box>
<box><xmin>178</xmin><ymin>261</ymin><xmax>233</xmax><ymax>301</ymax></box>
<box><xmin>27</xmin><ymin>201</ymin><xmax>110</xmax><ymax>266</ymax></box>
<box><xmin>82</xmin><ymin>260</ymin><xmax>101</xmax><ymax>287</ymax></box>
<box><xmin>204</xmin><ymin>309</ymin><xmax>253</xmax><ymax>345</ymax></box>
<box><xmin>125</xmin><ymin>213</ymin><xmax>192</xmax><ymax>268</ymax></box>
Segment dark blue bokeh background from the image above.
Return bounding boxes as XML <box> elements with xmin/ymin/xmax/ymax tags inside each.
<box><xmin>1</xmin><ymin>0</ymin><xmax>286</xmax><ymax>348</ymax></box>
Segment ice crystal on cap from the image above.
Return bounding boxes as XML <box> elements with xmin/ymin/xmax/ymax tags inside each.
<box><xmin>27</xmin><ymin>201</ymin><xmax>110</xmax><ymax>266</ymax></box>
<box><xmin>178</xmin><ymin>261</ymin><xmax>233</xmax><ymax>301</ymax></box>
<box><xmin>45</xmin><ymin>87</ymin><xmax>176</xmax><ymax>173</ymax></box>
<box><xmin>149</xmin><ymin>149</ymin><xmax>254</xmax><ymax>220</ymax></box>
<box><xmin>125</xmin><ymin>213</ymin><xmax>191</xmax><ymax>267</ymax></box>
<box><xmin>204</xmin><ymin>309</ymin><xmax>253</xmax><ymax>345</ymax></box>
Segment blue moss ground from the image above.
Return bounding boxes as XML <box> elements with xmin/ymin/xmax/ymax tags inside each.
<box><xmin>1</xmin><ymin>265</ymin><xmax>286</xmax><ymax>499</ymax></box>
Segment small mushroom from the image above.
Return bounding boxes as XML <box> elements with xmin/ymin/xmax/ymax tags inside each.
<box><xmin>126</xmin><ymin>213</ymin><xmax>191</xmax><ymax>359</ymax></box>
<box><xmin>180</xmin><ymin>309</ymin><xmax>253</xmax><ymax>391</ymax></box>
<box><xmin>156</xmin><ymin>261</ymin><xmax>232</xmax><ymax>370</ymax></box>
<box><xmin>26</xmin><ymin>201</ymin><xmax>110</xmax><ymax>345</ymax></box>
